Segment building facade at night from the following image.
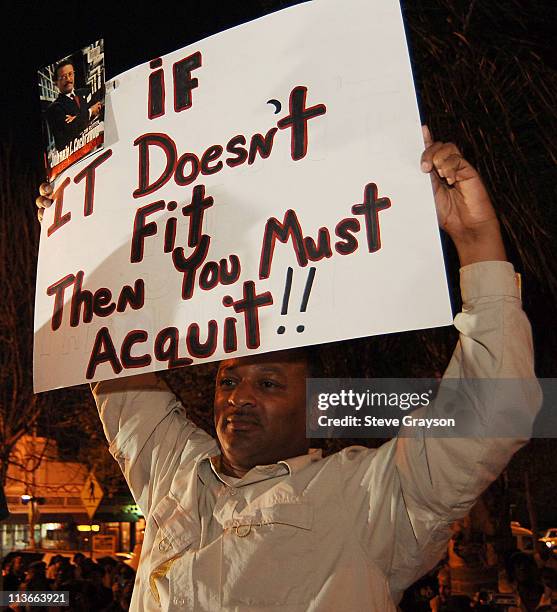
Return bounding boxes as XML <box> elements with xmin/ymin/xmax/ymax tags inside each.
<box><xmin>1</xmin><ymin>435</ymin><xmax>142</xmax><ymax>558</ymax></box>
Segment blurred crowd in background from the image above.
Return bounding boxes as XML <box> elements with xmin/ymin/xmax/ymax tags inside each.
<box><xmin>3</xmin><ymin>546</ymin><xmax>557</xmax><ymax>611</ymax></box>
<box><xmin>1</xmin><ymin>551</ymin><xmax>134</xmax><ymax>611</ymax></box>
<box><xmin>399</xmin><ymin>549</ymin><xmax>557</xmax><ymax>611</ymax></box>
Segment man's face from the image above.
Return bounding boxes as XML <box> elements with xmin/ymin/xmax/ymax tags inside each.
<box><xmin>56</xmin><ymin>64</ymin><xmax>74</xmax><ymax>94</ymax></box>
<box><xmin>214</xmin><ymin>351</ymin><xmax>309</xmax><ymax>474</ymax></box>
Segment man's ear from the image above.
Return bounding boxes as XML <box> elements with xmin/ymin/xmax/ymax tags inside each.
<box><xmin>306</xmin><ymin>391</ymin><xmax>329</xmax><ymax>438</ymax></box>
<box><xmin>305</xmin><ymin>390</ymin><xmax>315</xmax><ymax>427</ymax></box>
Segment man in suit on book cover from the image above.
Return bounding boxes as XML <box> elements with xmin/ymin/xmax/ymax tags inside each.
<box><xmin>46</xmin><ymin>60</ymin><xmax>101</xmax><ymax>151</ymax></box>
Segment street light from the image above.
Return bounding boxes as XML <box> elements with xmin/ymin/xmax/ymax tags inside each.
<box><xmin>21</xmin><ymin>494</ymin><xmax>45</xmax><ymax>505</ymax></box>
<box><xmin>20</xmin><ymin>495</ymin><xmax>45</xmax><ymax>549</ymax></box>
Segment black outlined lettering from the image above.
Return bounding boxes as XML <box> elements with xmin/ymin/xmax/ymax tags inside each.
<box><xmin>120</xmin><ymin>330</ymin><xmax>151</xmax><ymax>368</ymax></box>
<box><xmin>47</xmin><ymin>177</ymin><xmax>72</xmax><ymax>237</ymax></box>
<box><xmin>172</xmin><ymin>234</ymin><xmax>211</xmax><ymax>300</ymax></box>
<box><xmin>74</xmin><ymin>149</ymin><xmax>113</xmax><ymax>217</ymax></box>
<box><xmin>154</xmin><ymin>327</ymin><xmax>193</xmax><ymax>368</ymax></box>
<box><xmin>70</xmin><ymin>270</ymin><xmax>93</xmax><ymax>327</ymax></box>
<box><xmin>334</xmin><ymin>218</ymin><xmax>360</xmax><ymax>255</ymax></box>
<box><xmin>201</xmin><ymin>145</ymin><xmax>224</xmax><ymax>175</ymax></box>
<box><xmin>86</xmin><ymin>327</ymin><xmax>123</xmax><ymax>379</ymax></box>
<box><xmin>116</xmin><ymin>279</ymin><xmax>145</xmax><ymax>312</ymax></box>
<box><xmin>223</xmin><ymin>317</ymin><xmax>238</xmax><ymax>353</ymax></box>
<box><xmin>164</xmin><ymin>209</ymin><xmax>177</xmax><ymax>253</ymax></box>
<box><xmin>351</xmin><ymin>183</ymin><xmax>391</xmax><ymax>252</ymax></box>
<box><xmin>223</xmin><ymin>281</ymin><xmax>273</xmax><ymax>349</ymax></box>
<box><xmin>133</xmin><ymin>133</ymin><xmax>177</xmax><ymax>198</ymax></box>
<box><xmin>174</xmin><ymin>152</ymin><xmax>200</xmax><ymax>186</ymax></box>
<box><xmin>225</xmin><ymin>135</ymin><xmax>248</xmax><ymax>167</ymax></box>
<box><xmin>46</xmin><ymin>273</ymin><xmax>75</xmax><ymax>331</ymax></box>
<box><xmin>93</xmin><ymin>287</ymin><xmax>116</xmax><ymax>318</ymax></box>
<box><xmin>181</xmin><ymin>185</ymin><xmax>214</xmax><ymax>247</ymax></box>
<box><xmin>248</xmin><ymin>128</ymin><xmax>278</xmax><ymax>165</ymax></box>
<box><xmin>304</xmin><ymin>228</ymin><xmax>332</xmax><ymax>262</ymax></box>
<box><xmin>173</xmin><ymin>51</ymin><xmax>202</xmax><ymax>112</ymax></box>
<box><xmin>277</xmin><ymin>86</ymin><xmax>326</xmax><ymax>161</ymax></box>
<box><xmin>131</xmin><ymin>200</ymin><xmax>166</xmax><ymax>263</ymax></box>
<box><xmin>148</xmin><ymin>58</ymin><xmax>165</xmax><ymax>119</ymax></box>
<box><xmin>199</xmin><ymin>261</ymin><xmax>219</xmax><ymax>291</ymax></box>
<box><xmin>219</xmin><ymin>255</ymin><xmax>241</xmax><ymax>285</ymax></box>
<box><xmin>259</xmin><ymin>209</ymin><xmax>308</xmax><ymax>279</ymax></box>
<box><xmin>186</xmin><ymin>320</ymin><xmax>218</xmax><ymax>358</ymax></box>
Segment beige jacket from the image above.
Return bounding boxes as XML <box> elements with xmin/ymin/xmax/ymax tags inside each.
<box><xmin>92</xmin><ymin>261</ymin><xmax>541</xmax><ymax>611</ymax></box>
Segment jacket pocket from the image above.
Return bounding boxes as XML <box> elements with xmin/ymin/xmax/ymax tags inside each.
<box><xmin>148</xmin><ymin>493</ymin><xmax>199</xmax><ymax>607</ymax></box>
<box><xmin>220</xmin><ymin>502</ymin><xmax>316</xmax><ymax>607</ymax></box>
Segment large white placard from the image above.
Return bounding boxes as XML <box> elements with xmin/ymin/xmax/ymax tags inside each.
<box><xmin>34</xmin><ymin>0</ymin><xmax>452</xmax><ymax>392</ymax></box>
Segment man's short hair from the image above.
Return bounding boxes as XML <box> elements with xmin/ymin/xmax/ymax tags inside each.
<box><xmin>49</xmin><ymin>555</ymin><xmax>64</xmax><ymax>566</ymax></box>
<box><xmin>54</xmin><ymin>60</ymin><xmax>74</xmax><ymax>80</ymax></box>
<box><xmin>217</xmin><ymin>345</ymin><xmax>324</xmax><ymax>379</ymax></box>
<box><xmin>288</xmin><ymin>345</ymin><xmax>325</xmax><ymax>379</ymax></box>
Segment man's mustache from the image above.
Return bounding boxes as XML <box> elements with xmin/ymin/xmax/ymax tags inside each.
<box><xmin>223</xmin><ymin>409</ymin><xmax>262</xmax><ymax>425</ymax></box>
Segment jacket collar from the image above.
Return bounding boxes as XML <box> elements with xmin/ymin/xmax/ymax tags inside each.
<box><xmin>198</xmin><ymin>448</ymin><xmax>323</xmax><ymax>488</ymax></box>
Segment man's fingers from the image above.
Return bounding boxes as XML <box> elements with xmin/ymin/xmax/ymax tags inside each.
<box><xmin>420</xmin><ymin>141</ymin><xmax>444</xmax><ymax>172</ymax></box>
<box><xmin>39</xmin><ymin>182</ymin><xmax>53</xmax><ymax>197</ymax></box>
<box><xmin>432</xmin><ymin>144</ymin><xmax>461</xmax><ymax>170</ymax></box>
<box><xmin>37</xmin><ymin>183</ymin><xmax>53</xmax><ymax>224</ymax></box>
<box><xmin>433</xmin><ymin>148</ymin><xmax>479</xmax><ymax>188</ymax></box>
<box><xmin>422</xmin><ymin>125</ymin><xmax>433</xmax><ymax>148</ymax></box>
<box><xmin>434</xmin><ymin>153</ymin><xmax>465</xmax><ymax>185</ymax></box>
<box><xmin>422</xmin><ymin>142</ymin><xmax>463</xmax><ymax>179</ymax></box>
<box><xmin>36</xmin><ymin>195</ymin><xmax>52</xmax><ymax>209</ymax></box>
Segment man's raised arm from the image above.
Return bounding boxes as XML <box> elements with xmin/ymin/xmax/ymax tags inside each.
<box><xmin>91</xmin><ymin>373</ymin><xmax>216</xmax><ymax>516</ymax></box>
<box><xmin>389</xmin><ymin>131</ymin><xmax>541</xmax><ymax>585</ymax></box>
<box><xmin>338</xmin><ymin>129</ymin><xmax>542</xmax><ymax>600</ymax></box>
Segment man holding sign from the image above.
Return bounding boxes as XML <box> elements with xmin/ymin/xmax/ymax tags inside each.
<box><xmin>36</xmin><ymin>129</ymin><xmax>541</xmax><ymax>611</ymax></box>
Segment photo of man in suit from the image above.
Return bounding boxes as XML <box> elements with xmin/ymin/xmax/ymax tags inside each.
<box><xmin>46</xmin><ymin>60</ymin><xmax>102</xmax><ymax>151</ymax></box>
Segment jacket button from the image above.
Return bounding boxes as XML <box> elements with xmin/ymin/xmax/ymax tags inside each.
<box><xmin>158</xmin><ymin>537</ymin><xmax>171</xmax><ymax>552</ymax></box>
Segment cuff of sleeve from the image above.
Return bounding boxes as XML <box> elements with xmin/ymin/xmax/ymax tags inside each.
<box><xmin>460</xmin><ymin>261</ymin><xmax>520</xmax><ymax>302</ymax></box>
